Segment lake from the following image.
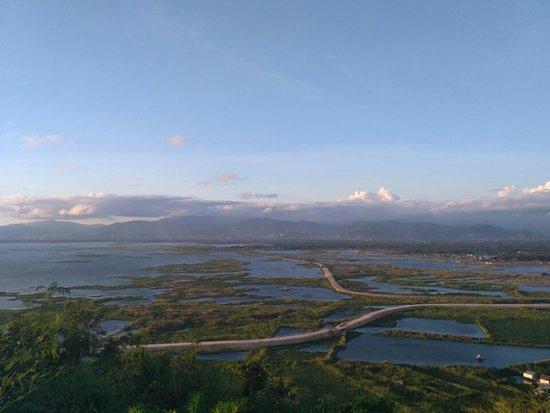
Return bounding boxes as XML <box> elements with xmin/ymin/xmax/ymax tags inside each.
<box><xmin>393</xmin><ymin>317</ymin><xmax>486</xmax><ymax>338</ymax></box>
<box><xmin>354</xmin><ymin>276</ymin><xmax>508</xmax><ymax>297</ymax></box>
<box><xmin>519</xmin><ymin>284</ymin><xmax>550</xmax><ymax>293</ymax></box>
<box><xmin>338</xmin><ymin>327</ymin><xmax>550</xmax><ymax>367</ymax></box>
<box><xmin>0</xmin><ymin>295</ymin><xmax>27</xmax><ymax>310</ymax></box>
<box><xmin>343</xmin><ymin>250</ymin><xmax>550</xmax><ymax>276</ymax></box>
<box><xmin>0</xmin><ymin>242</ymin><xmax>322</xmax><ymax>308</ymax></box>
<box><xmin>100</xmin><ymin>319</ymin><xmax>131</xmax><ymax>334</ymax></box>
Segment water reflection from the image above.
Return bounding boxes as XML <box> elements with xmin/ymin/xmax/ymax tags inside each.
<box><xmin>338</xmin><ymin>327</ymin><xmax>550</xmax><ymax>367</ymax></box>
<box><xmin>0</xmin><ymin>243</ymin><xmax>321</xmax><ymax>301</ymax></box>
<box><xmin>343</xmin><ymin>250</ymin><xmax>550</xmax><ymax>276</ymax></box>
<box><xmin>100</xmin><ymin>319</ymin><xmax>131</xmax><ymax>334</ymax></box>
<box><xmin>0</xmin><ymin>295</ymin><xmax>27</xmax><ymax>310</ymax></box>
<box><xmin>394</xmin><ymin>318</ymin><xmax>486</xmax><ymax>338</ymax></box>
<box><xmin>519</xmin><ymin>284</ymin><xmax>550</xmax><ymax>293</ymax></box>
<box><xmin>354</xmin><ymin>276</ymin><xmax>507</xmax><ymax>297</ymax></box>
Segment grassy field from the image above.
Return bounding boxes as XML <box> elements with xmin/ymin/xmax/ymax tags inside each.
<box><xmin>372</xmin><ymin>307</ymin><xmax>550</xmax><ymax>347</ymax></box>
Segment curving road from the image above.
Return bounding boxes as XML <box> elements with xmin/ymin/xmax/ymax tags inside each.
<box><xmin>141</xmin><ymin>262</ymin><xmax>550</xmax><ymax>353</ymax></box>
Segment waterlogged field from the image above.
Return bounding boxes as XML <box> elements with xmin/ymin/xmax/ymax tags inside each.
<box><xmin>324</xmin><ymin>250</ymin><xmax>550</xmax><ymax>301</ymax></box>
<box><xmin>1</xmin><ymin>242</ymin><xmax>549</xmax><ymax>370</ymax></box>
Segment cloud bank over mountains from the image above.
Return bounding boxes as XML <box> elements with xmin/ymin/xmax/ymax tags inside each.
<box><xmin>1</xmin><ymin>180</ymin><xmax>549</xmax><ymax>233</ymax></box>
<box><xmin>344</xmin><ymin>187</ymin><xmax>400</xmax><ymax>203</ymax></box>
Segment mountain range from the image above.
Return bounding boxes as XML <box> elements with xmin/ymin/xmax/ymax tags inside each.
<box><xmin>0</xmin><ymin>217</ymin><xmax>544</xmax><ymax>242</ymax></box>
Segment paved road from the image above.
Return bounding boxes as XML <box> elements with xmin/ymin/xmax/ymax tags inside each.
<box><xmin>140</xmin><ymin>262</ymin><xmax>550</xmax><ymax>353</ymax></box>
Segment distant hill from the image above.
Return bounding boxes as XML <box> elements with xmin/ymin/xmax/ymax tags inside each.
<box><xmin>0</xmin><ymin>217</ymin><xmax>543</xmax><ymax>242</ymax></box>
<box><xmin>339</xmin><ymin>221</ymin><xmax>535</xmax><ymax>241</ymax></box>
<box><xmin>0</xmin><ymin>220</ymin><xmax>104</xmax><ymax>241</ymax></box>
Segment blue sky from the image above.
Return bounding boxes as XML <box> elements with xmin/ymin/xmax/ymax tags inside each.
<box><xmin>1</xmin><ymin>1</ymin><xmax>549</xmax><ymax>224</ymax></box>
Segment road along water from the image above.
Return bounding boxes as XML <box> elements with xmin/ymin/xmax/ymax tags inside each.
<box><xmin>140</xmin><ymin>262</ymin><xmax>550</xmax><ymax>353</ymax></box>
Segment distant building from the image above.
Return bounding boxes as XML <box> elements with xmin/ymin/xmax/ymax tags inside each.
<box><xmin>539</xmin><ymin>375</ymin><xmax>550</xmax><ymax>386</ymax></box>
<box><xmin>523</xmin><ymin>371</ymin><xmax>537</xmax><ymax>381</ymax></box>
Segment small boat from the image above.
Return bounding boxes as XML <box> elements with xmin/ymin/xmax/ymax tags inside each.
<box><xmin>476</xmin><ymin>354</ymin><xmax>484</xmax><ymax>362</ymax></box>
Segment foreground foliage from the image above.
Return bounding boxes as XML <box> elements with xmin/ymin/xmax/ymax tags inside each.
<box><xmin>1</xmin><ymin>302</ymin><xmax>550</xmax><ymax>413</ymax></box>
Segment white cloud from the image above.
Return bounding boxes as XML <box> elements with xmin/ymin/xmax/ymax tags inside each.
<box><xmin>344</xmin><ymin>187</ymin><xmax>400</xmax><ymax>203</ymax></box>
<box><xmin>377</xmin><ymin>187</ymin><xmax>400</xmax><ymax>202</ymax></box>
<box><xmin>0</xmin><ymin>180</ymin><xmax>549</xmax><ymax>227</ymax></box>
<box><xmin>21</xmin><ymin>134</ymin><xmax>62</xmax><ymax>149</ymax></box>
<box><xmin>346</xmin><ymin>190</ymin><xmax>375</xmax><ymax>202</ymax></box>
<box><xmin>497</xmin><ymin>185</ymin><xmax>515</xmax><ymax>198</ymax></box>
<box><xmin>59</xmin><ymin>203</ymin><xmax>96</xmax><ymax>217</ymax></box>
<box><xmin>0</xmin><ymin>194</ymin><xmax>266</xmax><ymax>222</ymax></box>
<box><xmin>523</xmin><ymin>181</ymin><xmax>550</xmax><ymax>195</ymax></box>
<box><xmin>239</xmin><ymin>192</ymin><xmax>278</xmax><ymax>200</ymax></box>
<box><xmin>166</xmin><ymin>135</ymin><xmax>188</xmax><ymax>147</ymax></box>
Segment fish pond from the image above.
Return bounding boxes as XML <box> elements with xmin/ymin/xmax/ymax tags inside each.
<box><xmin>338</xmin><ymin>326</ymin><xmax>550</xmax><ymax>367</ymax></box>
<box><xmin>393</xmin><ymin>317</ymin><xmax>486</xmax><ymax>338</ymax></box>
<box><xmin>354</xmin><ymin>276</ymin><xmax>508</xmax><ymax>297</ymax></box>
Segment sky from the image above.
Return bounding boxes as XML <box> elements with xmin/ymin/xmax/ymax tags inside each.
<box><xmin>0</xmin><ymin>1</ymin><xmax>549</xmax><ymax>225</ymax></box>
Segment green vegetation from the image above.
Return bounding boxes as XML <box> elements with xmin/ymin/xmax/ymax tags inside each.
<box><xmin>2</xmin><ymin>302</ymin><xmax>550</xmax><ymax>412</ymax></box>
<box><xmin>263</xmin><ymin>240</ymin><xmax>550</xmax><ymax>263</ymax></box>
<box><xmin>123</xmin><ymin>299</ymin><xmax>340</xmax><ymax>342</ymax></box>
<box><xmin>2</xmin><ymin>247</ymin><xmax>550</xmax><ymax>412</ymax></box>
<box><xmin>146</xmin><ymin>259</ymin><xmax>248</xmax><ymax>274</ymax></box>
<box><xmin>330</xmin><ymin>260</ymin><xmax>549</xmax><ymax>301</ymax></box>
<box><xmin>373</xmin><ymin>307</ymin><xmax>550</xmax><ymax>347</ymax></box>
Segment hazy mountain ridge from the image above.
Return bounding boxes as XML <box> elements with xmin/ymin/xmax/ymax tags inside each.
<box><xmin>0</xmin><ymin>217</ymin><xmax>543</xmax><ymax>242</ymax></box>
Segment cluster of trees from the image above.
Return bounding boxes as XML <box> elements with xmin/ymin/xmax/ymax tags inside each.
<box><xmin>3</xmin><ymin>285</ymin><xmax>547</xmax><ymax>412</ymax></box>
<box><xmin>0</xmin><ymin>298</ymin><xmax>394</xmax><ymax>413</ymax></box>
<box><xmin>266</xmin><ymin>240</ymin><xmax>550</xmax><ymax>262</ymax></box>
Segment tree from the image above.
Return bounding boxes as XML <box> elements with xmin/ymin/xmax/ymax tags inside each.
<box><xmin>0</xmin><ymin>300</ymin><xmax>102</xmax><ymax>412</ymax></box>
<box><xmin>36</xmin><ymin>281</ymin><xmax>71</xmax><ymax>303</ymax></box>
<box><xmin>241</xmin><ymin>361</ymin><xmax>267</xmax><ymax>396</ymax></box>
<box><xmin>210</xmin><ymin>400</ymin><xmax>244</xmax><ymax>413</ymax></box>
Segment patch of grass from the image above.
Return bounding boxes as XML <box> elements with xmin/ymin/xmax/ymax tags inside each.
<box><xmin>379</xmin><ymin>307</ymin><xmax>550</xmax><ymax>347</ymax></box>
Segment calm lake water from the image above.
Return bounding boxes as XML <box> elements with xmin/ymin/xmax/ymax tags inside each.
<box><xmin>0</xmin><ymin>243</ymin><xmax>185</xmax><ymax>294</ymax></box>
<box><xmin>100</xmin><ymin>319</ymin><xmax>131</xmax><ymax>334</ymax></box>
<box><xmin>394</xmin><ymin>318</ymin><xmax>486</xmax><ymax>338</ymax></box>
<box><xmin>69</xmin><ymin>287</ymin><xmax>168</xmax><ymax>301</ymax></box>
<box><xmin>519</xmin><ymin>284</ymin><xmax>550</xmax><ymax>293</ymax></box>
<box><xmin>344</xmin><ymin>250</ymin><xmax>550</xmax><ymax>276</ymax></box>
<box><xmin>0</xmin><ymin>295</ymin><xmax>27</xmax><ymax>310</ymax></box>
<box><xmin>338</xmin><ymin>327</ymin><xmax>550</xmax><ymax>367</ymax></box>
<box><xmin>354</xmin><ymin>276</ymin><xmax>508</xmax><ymax>297</ymax></box>
<box><xmin>0</xmin><ymin>242</ymin><xmax>321</xmax><ymax>309</ymax></box>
